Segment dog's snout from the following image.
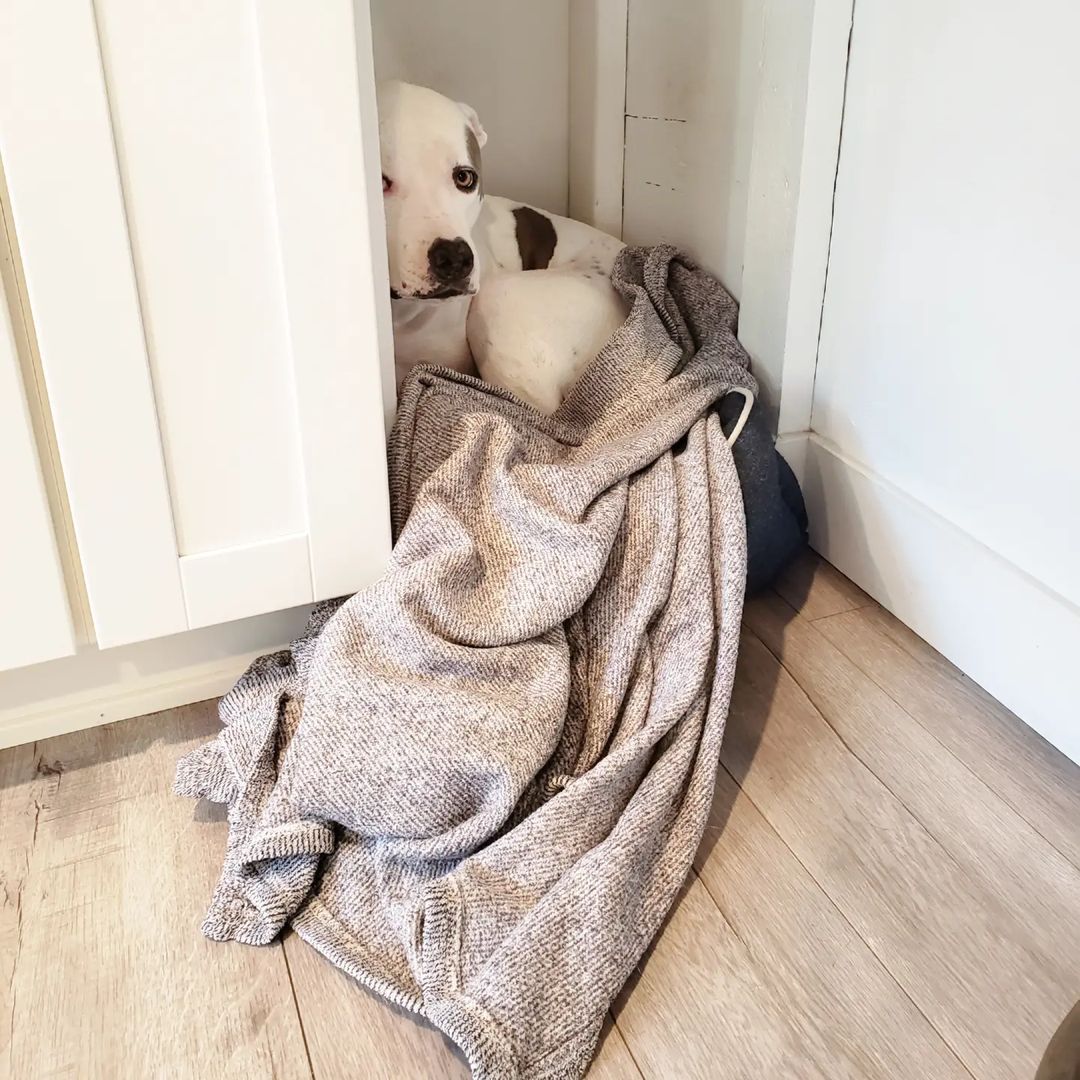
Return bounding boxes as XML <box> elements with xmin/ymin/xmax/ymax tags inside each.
<box><xmin>428</xmin><ymin>237</ymin><xmax>474</xmax><ymax>285</ymax></box>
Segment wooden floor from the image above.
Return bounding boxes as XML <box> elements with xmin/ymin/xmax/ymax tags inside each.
<box><xmin>3</xmin><ymin>553</ymin><xmax>1078</xmax><ymax>1079</ymax></box>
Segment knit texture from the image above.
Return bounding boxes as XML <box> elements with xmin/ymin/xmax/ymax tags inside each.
<box><xmin>176</xmin><ymin>245</ymin><xmax>754</xmax><ymax>1079</ymax></box>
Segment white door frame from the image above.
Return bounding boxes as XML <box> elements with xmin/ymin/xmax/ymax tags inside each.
<box><xmin>736</xmin><ymin>0</ymin><xmax>856</xmax><ymax>455</ymax></box>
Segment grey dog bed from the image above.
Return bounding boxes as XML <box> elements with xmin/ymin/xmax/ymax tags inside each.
<box><xmin>718</xmin><ymin>391</ymin><xmax>808</xmax><ymax>593</ymax></box>
<box><xmin>176</xmin><ymin>245</ymin><xmax>798</xmax><ymax>1079</ymax></box>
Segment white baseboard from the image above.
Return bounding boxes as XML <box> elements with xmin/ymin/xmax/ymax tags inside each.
<box><xmin>800</xmin><ymin>433</ymin><xmax>1080</xmax><ymax>765</ymax></box>
<box><xmin>0</xmin><ymin>655</ymin><xmax>252</xmax><ymax>750</ymax></box>
<box><xmin>0</xmin><ymin>604</ymin><xmax>312</xmax><ymax>750</ymax></box>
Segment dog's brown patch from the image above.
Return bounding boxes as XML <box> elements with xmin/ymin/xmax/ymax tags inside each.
<box><xmin>512</xmin><ymin>206</ymin><xmax>557</xmax><ymax>271</ymax></box>
<box><xmin>466</xmin><ymin>126</ymin><xmax>483</xmax><ymax>197</ymax></box>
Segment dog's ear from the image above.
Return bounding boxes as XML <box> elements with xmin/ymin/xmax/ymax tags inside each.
<box><xmin>457</xmin><ymin>101</ymin><xmax>488</xmax><ymax>149</ymax></box>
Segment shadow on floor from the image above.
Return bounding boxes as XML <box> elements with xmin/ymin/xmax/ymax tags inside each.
<box><xmin>695</xmin><ymin>552</ymin><xmax>808</xmax><ymax>868</ymax></box>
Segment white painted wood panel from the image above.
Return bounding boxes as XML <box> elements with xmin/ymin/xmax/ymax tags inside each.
<box><xmin>812</xmin><ymin>0</ymin><xmax>1080</xmax><ymax>609</ymax></box>
<box><xmin>568</xmin><ymin>0</ymin><xmax>628</xmax><ymax>237</ymax></box>
<box><xmin>0</xmin><ymin>265</ymin><xmax>75</xmax><ymax>671</ymax></box>
<box><xmin>180</xmin><ymin>534</ymin><xmax>311</xmax><ymax>631</ymax></box>
<box><xmin>354</xmin><ymin>0</ymin><xmax>399</xmax><ymax>438</ymax></box>
<box><xmin>620</xmin><ymin>0</ymin><xmax>852</xmax><ymax>434</ymax></box>
<box><xmin>371</xmin><ymin>0</ymin><xmax>571</xmax><ymax>214</ymax></box>
<box><xmin>735</xmin><ymin>0</ymin><xmax>816</xmax><ymax>414</ymax></box>
<box><xmin>0</xmin><ymin>0</ymin><xmax>189</xmax><ymax>648</ymax></box>
<box><xmin>738</xmin><ymin>0</ymin><xmax>853</xmax><ymax>434</ymax></box>
<box><xmin>94</xmin><ymin>0</ymin><xmax>308</xmax><ymax>558</ymax></box>
<box><xmin>0</xmin><ymin>604</ymin><xmax>312</xmax><ymax>750</ymax></box>
<box><xmin>622</xmin><ymin>0</ymin><xmax>764</xmax><ymax>298</ymax></box>
<box><xmin>2</xmin><ymin>0</ymin><xmax>392</xmax><ymax>648</ymax></box>
<box><xmin>768</xmin><ymin>0</ymin><xmax>854</xmax><ymax>436</ymax></box>
<box><xmin>256</xmin><ymin>0</ymin><xmax>394</xmax><ymax>598</ymax></box>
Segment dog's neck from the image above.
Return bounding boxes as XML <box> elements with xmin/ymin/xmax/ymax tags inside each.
<box><xmin>391</xmin><ymin>293</ymin><xmax>475</xmax><ymax>386</ymax></box>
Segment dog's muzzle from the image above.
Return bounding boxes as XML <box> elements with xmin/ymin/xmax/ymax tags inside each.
<box><xmin>427</xmin><ymin>237</ymin><xmax>474</xmax><ymax>293</ymax></box>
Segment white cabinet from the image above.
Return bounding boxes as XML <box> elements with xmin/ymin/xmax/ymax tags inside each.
<box><xmin>0</xmin><ymin>0</ymin><xmax>393</xmax><ymax>650</ymax></box>
<box><xmin>0</xmin><ymin>270</ymin><xmax>76</xmax><ymax>671</ymax></box>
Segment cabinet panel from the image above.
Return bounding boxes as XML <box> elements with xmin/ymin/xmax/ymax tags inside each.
<box><xmin>256</xmin><ymin>0</ymin><xmax>397</xmax><ymax>599</ymax></box>
<box><xmin>813</xmin><ymin>0</ymin><xmax>1080</xmax><ymax>607</ymax></box>
<box><xmin>94</xmin><ymin>0</ymin><xmax>309</xmax><ymax>557</ymax></box>
<box><xmin>179</xmin><ymin>534</ymin><xmax>311</xmax><ymax>631</ymax></box>
<box><xmin>1</xmin><ymin>0</ymin><xmax>393</xmax><ymax>648</ymax></box>
<box><xmin>0</xmin><ymin>0</ymin><xmax>189</xmax><ymax>647</ymax></box>
<box><xmin>0</xmin><ymin>263</ymin><xmax>76</xmax><ymax>671</ymax></box>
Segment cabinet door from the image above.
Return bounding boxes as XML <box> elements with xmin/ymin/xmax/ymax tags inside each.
<box><xmin>0</xmin><ymin>266</ymin><xmax>76</xmax><ymax>670</ymax></box>
<box><xmin>0</xmin><ymin>0</ymin><xmax>394</xmax><ymax>648</ymax></box>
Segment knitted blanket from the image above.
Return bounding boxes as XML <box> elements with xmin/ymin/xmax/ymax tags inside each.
<box><xmin>176</xmin><ymin>245</ymin><xmax>755</xmax><ymax>1080</ymax></box>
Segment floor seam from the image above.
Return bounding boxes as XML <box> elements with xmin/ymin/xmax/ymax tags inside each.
<box><xmin>805</xmin><ymin>600</ymin><xmax>872</xmax><ymax>622</ymax></box>
<box><xmin>610</xmin><ymin>1011</ymin><xmax>647</xmax><ymax>1080</ymax></box>
<box><xmin>749</xmin><ymin>624</ymin><xmax>1015</xmax><ymax>894</ymax></box>
<box><xmin>281</xmin><ymin>941</ymin><xmax>316</xmax><ymax>1080</ymax></box>
<box><xmin>809</xmin><ymin>611</ymin><xmax>1080</xmax><ymax>875</ymax></box>
<box><xmin>720</xmin><ymin>660</ymin><xmax>978</xmax><ymax>1080</ymax></box>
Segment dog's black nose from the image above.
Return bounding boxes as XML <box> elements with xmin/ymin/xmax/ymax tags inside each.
<box><xmin>428</xmin><ymin>237</ymin><xmax>474</xmax><ymax>285</ymax></box>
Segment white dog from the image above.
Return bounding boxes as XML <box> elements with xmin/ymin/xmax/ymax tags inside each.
<box><xmin>377</xmin><ymin>80</ymin><xmax>628</xmax><ymax>414</ymax></box>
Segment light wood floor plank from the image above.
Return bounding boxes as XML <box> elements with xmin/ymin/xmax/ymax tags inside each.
<box><xmin>746</xmin><ymin>591</ymin><xmax>1080</xmax><ymax>975</ymax></box>
<box><xmin>283</xmin><ymin>930</ymin><xmax>468</xmax><ymax>1080</ymax></box>
<box><xmin>0</xmin><ymin>739</ymin><xmax>42</xmax><ymax>1074</ymax></box>
<box><xmin>814</xmin><ymin>601</ymin><xmax>1080</xmax><ymax>869</ymax></box>
<box><xmin>696</xmin><ymin>767</ymin><xmax>970</xmax><ymax>1080</ymax></box>
<box><xmin>772</xmin><ymin>547</ymin><xmax>872</xmax><ymax>621</ymax></box>
<box><xmin>2</xmin><ymin>703</ymin><xmax>312</xmax><ymax>1080</ymax></box>
<box><xmin>613</xmin><ymin>876</ymin><xmax>833</xmax><ymax>1079</ymax></box>
<box><xmin>723</xmin><ymin>632</ymin><xmax>1078</xmax><ymax>1080</ymax></box>
<box><xmin>285</xmin><ymin>930</ymin><xmax>642</xmax><ymax>1079</ymax></box>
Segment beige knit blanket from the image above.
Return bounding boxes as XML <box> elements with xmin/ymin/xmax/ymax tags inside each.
<box><xmin>176</xmin><ymin>245</ymin><xmax>754</xmax><ymax>1080</ymax></box>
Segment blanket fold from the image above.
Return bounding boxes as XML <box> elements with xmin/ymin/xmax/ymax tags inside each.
<box><xmin>178</xmin><ymin>245</ymin><xmax>754</xmax><ymax>1079</ymax></box>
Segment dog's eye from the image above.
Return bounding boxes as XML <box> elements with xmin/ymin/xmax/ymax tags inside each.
<box><xmin>452</xmin><ymin>167</ymin><xmax>478</xmax><ymax>193</ymax></box>
<box><xmin>382</xmin><ymin>174</ymin><xmax>392</xmax><ymax>194</ymax></box>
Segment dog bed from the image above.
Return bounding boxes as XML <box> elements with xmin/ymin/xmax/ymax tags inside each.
<box><xmin>176</xmin><ymin>246</ymin><xmax>782</xmax><ymax>1079</ymax></box>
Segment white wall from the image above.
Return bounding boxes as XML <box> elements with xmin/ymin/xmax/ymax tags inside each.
<box><xmin>807</xmin><ymin>0</ymin><xmax>1080</xmax><ymax>761</ymax></box>
<box><xmin>370</xmin><ymin>0</ymin><xmax>570</xmax><ymax>215</ymax></box>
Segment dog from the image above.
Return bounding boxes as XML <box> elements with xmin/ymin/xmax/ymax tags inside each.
<box><xmin>377</xmin><ymin>80</ymin><xmax>628</xmax><ymax>414</ymax></box>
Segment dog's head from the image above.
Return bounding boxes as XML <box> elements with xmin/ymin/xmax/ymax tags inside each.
<box><xmin>377</xmin><ymin>80</ymin><xmax>487</xmax><ymax>301</ymax></box>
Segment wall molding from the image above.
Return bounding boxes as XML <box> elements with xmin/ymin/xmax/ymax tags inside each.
<box><xmin>0</xmin><ymin>652</ymin><xmax>259</xmax><ymax>751</ymax></box>
<box><xmin>801</xmin><ymin>434</ymin><xmax>1080</xmax><ymax>765</ymax></box>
